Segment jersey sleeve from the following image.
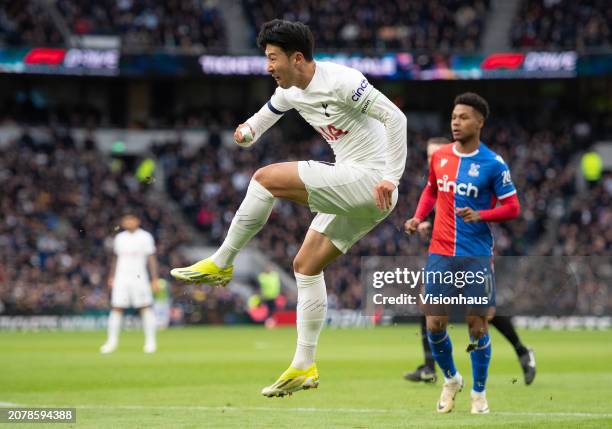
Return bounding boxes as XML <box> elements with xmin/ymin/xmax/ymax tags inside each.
<box><xmin>414</xmin><ymin>155</ymin><xmax>438</xmax><ymax>220</ymax></box>
<box><xmin>337</xmin><ymin>68</ymin><xmax>377</xmax><ymax>113</ymax></box>
<box><xmin>245</xmin><ymin>87</ymin><xmax>292</xmax><ymax>145</ymax></box>
<box><xmin>338</xmin><ymin>69</ymin><xmax>408</xmax><ymax>187</ymax></box>
<box><xmin>491</xmin><ymin>156</ymin><xmax>517</xmax><ymax>199</ymax></box>
<box><xmin>113</xmin><ymin>235</ymin><xmax>119</xmax><ymax>255</ymax></box>
<box><xmin>267</xmin><ymin>87</ymin><xmax>292</xmax><ymax>115</ymax></box>
<box><xmin>144</xmin><ymin>233</ymin><xmax>156</xmax><ymax>256</ymax></box>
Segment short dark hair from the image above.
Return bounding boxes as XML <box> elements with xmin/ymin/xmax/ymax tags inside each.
<box><xmin>257</xmin><ymin>19</ymin><xmax>314</xmax><ymax>61</ymax></box>
<box><xmin>121</xmin><ymin>208</ymin><xmax>140</xmax><ymax>219</ymax></box>
<box><xmin>454</xmin><ymin>92</ymin><xmax>490</xmax><ymax>120</ymax></box>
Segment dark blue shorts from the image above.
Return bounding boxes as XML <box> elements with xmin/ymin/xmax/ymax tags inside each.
<box><xmin>423</xmin><ymin>253</ymin><xmax>496</xmax><ymax>311</ymax></box>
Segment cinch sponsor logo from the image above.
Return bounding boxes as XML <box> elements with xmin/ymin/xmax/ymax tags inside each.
<box><xmin>437</xmin><ymin>175</ymin><xmax>479</xmax><ymax>197</ymax></box>
<box><xmin>351</xmin><ymin>79</ymin><xmax>369</xmax><ymax>101</ymax></box>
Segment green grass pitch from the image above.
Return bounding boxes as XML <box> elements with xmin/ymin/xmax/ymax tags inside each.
<box><xmin>1</xmin><ymin>326</ymin><xmax>611</xmax><ymax>428</ymax></box>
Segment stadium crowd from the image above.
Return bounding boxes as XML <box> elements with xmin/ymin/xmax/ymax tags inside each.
<box><xmin>0</xmin><ymin>128</ymin><xmax>245</xmax><ymax>322</ymax></box>
<box><xmin>0</xmin><ymin>0</ymin><xmax>226</xmax><ymax>51</ymax></box>
<box><xmin>161</xmin><ymin>111</ymin><xmax>611</xmax><ymax>311</ymax></box>
<box><xmin>511</xmin><ymin>0</ymin><xmax>611</xmax><ymax>50</ymax></box>
<box><xmin>0</xmin><ymin>110</ymin><xmax>608</xmax><ymax>317</ymax></box>
<box><xmin>3</xmin><ymin>0</ymin><xmax>611</xmax><ymax>53</ymax></box>
<box><xmin>0</xmin><ymin>1</ymin><xmax>63</xmax><ymax>47</ymax></box>
<box><xmin>56</xmin><ymin>0</ymin><xmax>226</xmax><ymax>50</ymax></box>
<box><xmin>243</xmin><ymin>0</ymin><xmax>490</xmax><ymax>52</ymax></box>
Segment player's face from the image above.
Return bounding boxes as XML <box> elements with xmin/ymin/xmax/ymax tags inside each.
<box><xmin>265</xmin><ymin>44</ymin><xmax>295</xmax><ymax>89</ymax></box>
<box><xmin>451</xmin><ymin>104</ymin><xmax>483</xmax><ymax>143</ymax></box>
<box><xmin>121</xmin><ymin>215</ymin><xmax>140</xmax><ymax>232</ymax></box>
<box><xmin>427</xmin><ymin>143</ymin><xmax>443</xmax><ymax>164</ymax></box>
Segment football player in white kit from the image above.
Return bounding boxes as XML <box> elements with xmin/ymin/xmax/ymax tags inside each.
<box><xmin>100</xmin><ymin>214</ymin><xmax>159</xmax><ymax>354</ymax></box>
<box><xmin>171</xmin><ymin>19</ymin><xmax>407</xmax><ymax>396</ymax></box>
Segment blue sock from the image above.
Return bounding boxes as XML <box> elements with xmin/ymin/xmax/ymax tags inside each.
<box><xmin>427</xmin><ymin>330</ymin><xmax>457</xmax><ymax>379</ymax></box>
<box><xmin>470</xmin><ymin>333</ymin><xmax>492</xmax><ymax>393</ymax></box>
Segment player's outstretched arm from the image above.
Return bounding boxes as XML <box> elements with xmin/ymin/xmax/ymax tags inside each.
<box><xmin>457</xmin><ymin>194</ymin><xmax>521</xmax><ymax>223</ymax></box>
<box><xmin>234</xmin><ymin>123</ymin><xmax>255</xmax><ymax>146</ymax></box>
<box><xmin>405</xmin><ymin>156</ymin><xmax>438</xmax><ymax>232</ymax></box>
<box><xmin>107</xmin><ymin>255</ymin><xmax>117</xmax><ymax>289</ymax></box>
<box><xmin>365</xmin><ymin>91</ymin><xmax>407</xmax><ymax>210</ymax></box>
<box><xmin>338</xmin><ymin>71</ymin><xmax>406</xmax><ymax>209</ymax></box>
<box><xmin>147</xmin><ymin>254</ymin><xmax>160</xmax><ymax>293</ymax></box>
<box><xmin>457</xmin><ymin>158</ymin><xmax>520</xmax><ymax>223</ymax></box>
<box><xmin>366</xmin><ymin>92</ymin><xmax>408</xmax><ymax>188</ymax></box>
<box><xmin>240</xmin><ymin>88</ymin><xmax>291</xmax><ymax>147</ymax></box>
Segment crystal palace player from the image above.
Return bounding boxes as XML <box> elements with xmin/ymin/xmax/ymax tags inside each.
<box><xmin>171</xmin><ymin>19</ymin><xmax>407</xmax><ymax>397</ymax></box>
<box><xmin>404</xmin><ymin>139</ymin><xmax>536</xmax><ymax>386</ymax></box>
<box><xmin>404</xmin><ymin>93</ymin><xmax>520</xmax><ymax>414</ymax></box>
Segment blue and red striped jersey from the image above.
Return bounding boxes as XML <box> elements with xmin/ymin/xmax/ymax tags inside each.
<box><xmin>426</xmin><ymin>142</ymin><xmax>517</xmax><ymax>256</ymax></box>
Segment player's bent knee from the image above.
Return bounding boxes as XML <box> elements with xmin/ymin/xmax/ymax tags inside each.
<box><xmin>252</xmin><ymin>167</ymin><xmax>272</xmax><ymax>190</ymax></box>
<box><xmin>467</xmin><ymin>316</ymin><xmax>488</xmax><ymax>339</ymax></box>
<box><xmin>292</xmin><ymin>255</ymin><xmax>303</xmax><ymax>274</ymax></box>
<box><xmin>292</xmin><ymin>256</ymin><xmax>319</xmax><ymax>277</ymax></box>
<box><xmin>426</xmin><ymin>316</ymin><xmax>448</xmax><ymax>333</ymax></box>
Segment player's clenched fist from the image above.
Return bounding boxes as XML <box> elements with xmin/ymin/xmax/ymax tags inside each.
<box><xmin>404</xmin><ymin>217</ymin><xmax>422</xmax><ymax>235</ymax></box>
<box><xmin>417</xmin><ymin>221</ymin><xmax>432</xmax><ymax>239</ymax></box>
<box><xmin>233</xmin><ymin>123</ymin><xmax>255</xmax><ymax>147</ymax></box>
<box><xmin>456</xmin><ymin>207</ymin><xmax>481</xmax><ymax>222</ymax></box>
<box><xmin>374</xmin><ymin>180</ymin><xmax>396</xmax><ymax>211</ymax></box>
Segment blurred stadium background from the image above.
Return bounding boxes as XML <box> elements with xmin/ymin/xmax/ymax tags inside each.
<box><xmin>0</xmin><ymin>1</ymin><xmax>611</xmax><ymax>426</ymax></box>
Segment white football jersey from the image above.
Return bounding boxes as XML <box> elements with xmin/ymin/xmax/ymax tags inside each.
<box><xmin>113</xmin><ymin>228</ymin><xmax>155</xmax><ymax>284</ymax></box>
<box><xmin>246</xmin><ymin>61</ymin><xmax>407</xmax><ymax>186</ymax></box>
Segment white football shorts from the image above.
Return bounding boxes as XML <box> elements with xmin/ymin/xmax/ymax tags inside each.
<box><xmin>298</xmin><ymin>160</ymin><xmax>398</xmax><ymax>253</ymax></box>
<box><xmin>111</xmin><ymin>279</ymin><xmax>153</xmax><ymax>309</ymax></box>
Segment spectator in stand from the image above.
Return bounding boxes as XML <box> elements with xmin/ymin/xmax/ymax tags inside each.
<box><xmin>511</xmin><ymin>0</ymin><xmax>611</xmax><ymax>50</ymax></box>
<box><xmin>0</xmin><ymin>1</ymin><xmax>63</xmax><ymax>46</ymax></box>
<box><xmin>243</xmin><ymin>0</ymin><xmax>490</xmax><ymax>52</ymax></box>
<box><xmin>56</xmin><ymin>0</ymin><xmax>227</xmax><ymax>50</ymax></box>
<box><xmin>0</xmin><ymin>128</ymin><xmax>245</xmax><ymax>322</ymax></box>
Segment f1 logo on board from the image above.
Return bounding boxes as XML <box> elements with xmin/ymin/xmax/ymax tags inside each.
<box><xmin>437</xmin><ymin>175</ymin><xmax>479</xmax><ymax>198</ymax></box>
<box><xmin>318</xmin><ymin>124</ymin><xmax>348</xmax><ymax>141</ymax></box>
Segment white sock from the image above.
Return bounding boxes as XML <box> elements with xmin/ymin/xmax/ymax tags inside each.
<box><xmin>141</xmin><ymin>307</ymin><xmax>156</xmax><ymax>345</ymax></box>
<box><xmin>106</xmin><ymin>310</ymin><xmax>122</xmax><ymax>345</ymax></box>
<box><xmin>211</xmin><ymin>179</ymin><xmax>275</xmax><ymax>268</ymax></box>
<box><xmin>445</xmin><ymin>372</ymin><xmax>462</xmax><ymax>384</ymax></box>
<box><xmin>290</xmin><ymin>272</ymin><xmax>327</xmax><ymax>370</ymax></box>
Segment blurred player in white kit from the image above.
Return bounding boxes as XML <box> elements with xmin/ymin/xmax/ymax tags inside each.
<box><xmin>100</xmin><ymin>214</ymin><xmax>159</xmax><ymax>354</ymax></box>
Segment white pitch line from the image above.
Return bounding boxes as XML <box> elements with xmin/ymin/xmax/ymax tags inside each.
<box><xmin>0</xmin><ymin>402</ymin><xmax>19</xmax><ymax>407</ymax></box>
<box><xmin>35</xmin><ymin>404</ymin><xmax>612</xmax><ymax>419</ymax></box>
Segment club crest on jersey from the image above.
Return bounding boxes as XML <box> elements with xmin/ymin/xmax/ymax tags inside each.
<box><xmin>437</xmin><ymin>175</ymin><xmax>479</xmax><ymax>198</ymax></box>
<box><xmin>321</xmin><ymin>103</ymin><xmax>330</xmax><ymax>117</ymax></box>
<box><xmin>441</xmin><ymin>158</ymin><xmax>448</xmax><ymax>167</ymax></box>
<box><xmin>468</xmin><ymin>163</ymin><xmax>480</xmax><ymax>177</ymax></box>
<box><xmin>351</xmin><ymin>79</ymin><xmax>369</xmax><ymax>102</ymax></box>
